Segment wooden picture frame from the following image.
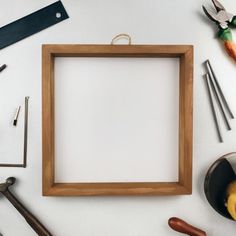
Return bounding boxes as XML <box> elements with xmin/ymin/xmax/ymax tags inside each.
<box><xmin>42</xmin><ymin>44</ymin><xmax>193</xmax><ymax>196</ymax></box>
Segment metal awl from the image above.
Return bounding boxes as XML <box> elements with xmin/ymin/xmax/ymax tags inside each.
<box><xmin>23</xmin><ymin>97</ymin><xmax>29</xmax><ymax>168</ymax></box>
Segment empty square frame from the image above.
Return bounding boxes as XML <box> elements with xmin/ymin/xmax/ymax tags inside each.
<box><xmin>42</xmin><ymin>44</ymin><xmax>193</xmax><ymax>196</ymax></box>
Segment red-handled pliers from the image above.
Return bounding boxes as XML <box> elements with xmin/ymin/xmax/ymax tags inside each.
<box><xmin>202</xmin><ymin>0</ymin><xmax>236</xmax><ymax>62</ymax></box>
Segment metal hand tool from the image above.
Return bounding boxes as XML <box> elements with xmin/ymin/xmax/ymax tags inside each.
<box><xmin>202</xmin><ymin>0</ymin><xmax>236</xmax><ymax>62</ymax></box>
<box><xmin>204</xmin><ymin>74</ymin><xmax>223</xmax><ymax>142</ymax></box>
<box><xmin>0</xmin><ymin>97</ymin><xmax>29</xmax><ymax>167</ymax></box>
<box><xmin>207</xmin><ymin>70</ymin><xmax>231</xmax><ymax>130</ymax></box>
<box><xmin>205</xmin><ymin>60</ymin><xmax>234</xmax><ymax>119</ymax></box>
<box><xmin>23</xmin><ymin>97</ymin><xmax>29</xmax><ymax>168</ymax></box>
<box><xmin>0</xmin><ymin>177</ymin><xmax>52</xmax><ymax>236</ymax></box>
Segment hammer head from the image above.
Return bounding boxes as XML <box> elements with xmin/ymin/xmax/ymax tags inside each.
<box><xmin>0</xmin><ymin>177</ymin><xmax>16</xmax><ymax>193</ymax></box>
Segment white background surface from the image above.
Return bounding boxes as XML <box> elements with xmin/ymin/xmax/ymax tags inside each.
<box><xmin>54</xmin><ymin>57</ymin><xmax>179</xmax><ymax>183</ymax></box>
<box><xmin>0</xmin><ymin>0</ymin><xmax>236</xmax><ymax>235</ymax></box>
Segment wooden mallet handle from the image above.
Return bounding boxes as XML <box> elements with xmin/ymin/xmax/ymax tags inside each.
<box><xmin>168</xmin><ymin>217</ymin><xmax>206</xmax><ymax>236</ymax></box>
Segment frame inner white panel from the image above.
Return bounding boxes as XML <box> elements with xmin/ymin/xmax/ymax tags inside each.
<box><xmin>55</xmin><ymin>57</ymin><xmax>179</xmax><ymax>182</ymax></box>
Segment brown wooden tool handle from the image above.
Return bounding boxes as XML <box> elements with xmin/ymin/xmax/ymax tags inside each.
<box><xmin>224</xmin><ymin>41</ymin><xmax>236</xmax><ymax>62</ymax></box>
<box><xmin>3</xmin><ymin>190</ymin><xmax>52</xmax><ymax>236</ymax></box>
<box><xmin>168</xmin><ymin>217</ymin><xmax>206</xmax><ymax>236</ymax></box>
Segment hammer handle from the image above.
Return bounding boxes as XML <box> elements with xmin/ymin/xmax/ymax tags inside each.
<box><xmin>168</xmin><ymin>217</ymin><xmax>206</xmax><ymax>236</ymax></box>
<box><xmin>3</xmin><ymin>190</ymin><xmax>52</xmax><ymax>236</ymax></box>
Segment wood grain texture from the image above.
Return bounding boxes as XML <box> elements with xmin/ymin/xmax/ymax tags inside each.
<box><xmin>42</xmin><ymin>44</ymin><xmax>193</xmax><ymax>196</ymax></box>
<box><xmin>178</xmin><ymin>46</ymin><xmax>194</xmax><ymax>194</ymax></box>
<box><xmin>168</xmin><ymin>217</ymin><xmax>206</xmax><ymax>236</ymax></box>
<box><xmin>42</xmin><ymin>46</ymin><xmax>55</xmax><ymax>196</ymax></box>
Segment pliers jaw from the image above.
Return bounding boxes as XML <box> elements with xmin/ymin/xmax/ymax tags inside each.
<box><xmin>202</xmin><ymin>0</ymin><xmax>234</xmax><ymax>29</ymax></box>
<box><xmin>211</xmin><ymin>0</ymin><xmax>225</xmax><ymax>12</ymax></box>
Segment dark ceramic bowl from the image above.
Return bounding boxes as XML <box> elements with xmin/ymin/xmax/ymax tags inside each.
<box><xmin>204</xmin><ymin>153</ymin><xmax>236</xmax><ymax>220</ymax></box>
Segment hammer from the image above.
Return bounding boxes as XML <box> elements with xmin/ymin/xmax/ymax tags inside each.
<box><xmin>0</xmin><ymin>177</ymin><xmax>52</xmax><ymax>236</ymax></box>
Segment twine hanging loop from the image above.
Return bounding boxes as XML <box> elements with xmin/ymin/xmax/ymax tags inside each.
<box><xmin>111</xmin><ymin>34</ymin><xmax>132</xmax><ymax>45</ymax></box>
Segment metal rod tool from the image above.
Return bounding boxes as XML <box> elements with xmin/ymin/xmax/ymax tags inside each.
<box><xmin>23</xmin><ymin>97</ymin><xmax>29</xmax><ymax>168</ymax></box>
<box><xmin>0</xmin><ymin>97</ymin><xmax>29</xmax><ymax>167</ymax></box>
<box><xmin>205</xmin><ymin>60</ymin><xmax>234</xmax><ymax>119</ymax></box>
<box><xmin>204</xmin><ymin>74</ymin><xmax>223</xmax><ymax>143</ymax></box>
<box><xmin>0</xmin><ymin>177</ymin><xmax>52</xmax><ymax>236</ymax></box>
<box><xmin>207</xmin><ymin>70</ymin><xmax>231</xmax><ymax>130</ymax></box>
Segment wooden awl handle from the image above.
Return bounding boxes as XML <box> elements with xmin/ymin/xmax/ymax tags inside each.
<box><xmin>168</xmin><ymin>217</ymin><xmax>206</xmax><ymax>236</ymax></box>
